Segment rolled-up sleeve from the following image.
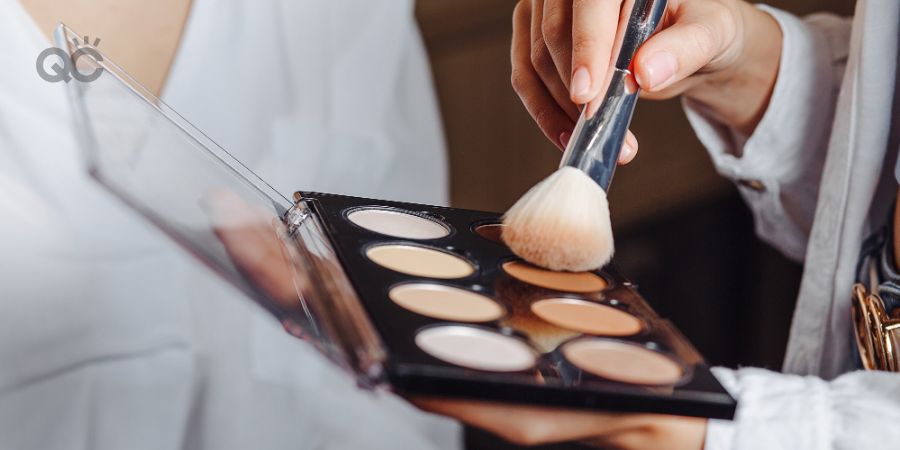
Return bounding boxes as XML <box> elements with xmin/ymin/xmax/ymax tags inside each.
<box><xmin>683</xmin><ymin>5</ymin><xmax>852</xmax><ymax>261</ymax></box>
<box><xmin>705</xmin><ymin>367</ymin><xmax>900</xmax><ymax>450</ymax></box>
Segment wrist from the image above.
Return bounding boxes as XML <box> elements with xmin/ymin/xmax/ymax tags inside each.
<box><xmin>683</xmin><ymin>1</ymin><xmax>782</xmax><ymax>135</ymax></box>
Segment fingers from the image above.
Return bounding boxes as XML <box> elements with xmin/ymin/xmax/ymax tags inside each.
<box><xmin>634</xmin><ymin>3</ymin><xmax>736</xmax><ymax>95</ymax></box>
<box><xmin>570</xmin><ymin>0</ymin><xmax>623</xmax><ymax>104</ymax></box>
<box><xmin>619</xmin><ymin>129</ymin><xmax>638</xmax><ymax>164</ymax></box>
<box><xmin>411</xmin><ymin>397</ymin><xmax>621</xmax><ymax>446</ymax></box>
<box><xmin>512</xmin><ymin>0</ymin><xmax>576</xmax><ymax>149</ymax></box>
<box><xmin>531</xmin><ymin>0</ymin><xmax>580</xmax><ymax>120</ymax></box>
<box><xmin>538</xmin><ymin>0</ymin><xmax>573</xmax><ymax>90</ymax></box>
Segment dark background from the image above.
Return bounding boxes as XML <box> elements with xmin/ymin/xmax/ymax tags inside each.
<box><xmin>415</xmin><ymin>0</ymin><xmax>856</xmax><ymax>447</ymax></box>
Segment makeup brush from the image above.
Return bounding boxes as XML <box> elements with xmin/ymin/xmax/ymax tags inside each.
<box><xmin>502</xmin><ymin>0</ymin><xmax>668</xmax><ymax>272</ymax></box>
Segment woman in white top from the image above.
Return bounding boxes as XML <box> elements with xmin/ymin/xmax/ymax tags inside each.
<box><xmin>0</xmin><ymin>0</ymin><xmax>460</xmax><ymax>448</ymax></box>
<box><xmin>416</xmin><ymin>0</ymin><xmax>900</xmax><ymax>449</ymax></box>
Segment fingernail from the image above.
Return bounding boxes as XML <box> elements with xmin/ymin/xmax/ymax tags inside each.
<box><xmin>559</xmin><ymin>131</ymin><xmax>572</xmax><ymax>149</ymax></box>
<box><xmin>570</xmin><ymin>67</ymin><xmax>591</xmax><ymax>100</ymax></box>
<box><xmin>619</xmin><ymin>142</ymin><xmax>635</xmax><ymax>163</ymax></box>
<box><xmin>638</xmin><ymin>52</ymin><xmax>677</xmax><ymax>89</ymax></box>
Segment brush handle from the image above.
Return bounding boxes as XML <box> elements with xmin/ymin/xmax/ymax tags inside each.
<box><xmin>559</xmin><ymin>0</ymin><xmax>668</xmax><ymax>191</ymax></box>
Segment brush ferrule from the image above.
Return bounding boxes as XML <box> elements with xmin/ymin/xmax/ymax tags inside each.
<box><xmin>559</xmin><ymin>0</ymin><xmax>668</xmax><ymax>192</ymax></box>
<box><xmin>560</xmin><ymin>69</ymin><xmax>638</xmax><ymax>191</ymax></box>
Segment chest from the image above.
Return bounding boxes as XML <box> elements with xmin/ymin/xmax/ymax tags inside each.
<box><xmin>19</xmin><ymin>0</ymin><xmax>192</xmax><ymax>96</ymax></box>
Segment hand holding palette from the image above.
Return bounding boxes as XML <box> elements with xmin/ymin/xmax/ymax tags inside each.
<box><xmin>57</xmin><ymin>23</ymin><xmax>736</xmax><ymax>421</ymax></box>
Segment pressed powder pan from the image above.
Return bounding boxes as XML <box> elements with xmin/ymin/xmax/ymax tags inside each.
<box><xmin>473</xmin><ymin>223</ymin><xmax>505</xmax><ymax>245</ymax></box>
<box><xmin>366</xmin><ymin>244</ymin><xmax>475</xmax><ymax>279</ymax></box>
<box><xmin>502</xmin><ymin>261</ymin><xmax>608</xmax><ymax>293</ymax></box>
<box><xmin>389</xmin><ymin>283</ymin><xmax>504</xmax><ymax>322</ymax></box>
<box><xmin>531</xmin><ymin>298</ymin><xmax>643</xmax><ymax>336</ymax></box>
<box><xmin>563</xmin><ymin>339</ymin><xmax>685</xmax><ymax>386</ymax></box>
<box><xmin>415</xmin><ymin>325</ymin><xmax>537</xmax><ymax>372</ymax></box>
<box><xmin>348</xmin><ymin>207</ymin><xmax>450</xmax><ymax>240</ymax></box>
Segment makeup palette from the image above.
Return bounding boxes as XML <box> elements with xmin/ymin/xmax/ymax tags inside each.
<box><xmin>279</xmin><ymin>192</ymin><xmax>734</xmax><ymax>418</ymax></box>
<box><xmin>58</xmin><ymin>23</ymin><xmax>736</xmax><ymax>420</ymax></box>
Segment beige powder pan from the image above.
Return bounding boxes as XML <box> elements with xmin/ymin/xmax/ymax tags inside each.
<box><xmin>563</xmin><ymin>339</ymin><xmax>684</xmax><ymax>386</ymax></box>
<box><xmin>415</xmin><ymin>325</ymin><xmax>536</xmax><ymax>372</ymax></box>
<box><xmin>389</xmin><ymin>283</ymin><xmax>504</xmax><ymax>322</ymax></box>
<box><xmin>348</xmin><ymin>208</ymin><xmax>450</xmax><ymax>240</ymax></box>
<box><xmin>366</xmin><ymin>244</ymin><xmax>475</xmax><ymax>279</ymax></box>
<box><xmin>502</xmin><ymin>261</ymin><xmax>607</xmax><ymax>293</ymax></box>
<box><xmin>531</xmin><ymin>298</ymin><xmax>643</xmax><ymax>336</ymax></box>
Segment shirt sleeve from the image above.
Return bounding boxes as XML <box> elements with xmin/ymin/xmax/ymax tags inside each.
<box><xmin>682</xmin><ymin>5</ymin><xmax>852</xmax><ymax>262</ymax></box>
<box><xmin>704</xmin><ymin>366</ymin><xmax>900</xmax><ymax>450</ymax></box>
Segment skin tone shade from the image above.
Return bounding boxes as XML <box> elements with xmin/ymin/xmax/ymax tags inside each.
<box><xmin>415</xmin><ymin>325</ymin><xmax>536</xmax><ymax>372</ymax></box>
<box><xmin>474</xmin><ymin>223</ymin><xmax>505</xmax><ymax>245</ymax></box>
<box><xmin>502</xmin><ymin>261</ymin><xmax>607</xmax><ymax>293</ymax></box>
<box><xmin>562</xmin><ymin>339</ymin><xmax>684</xmax><ymax>386</ymax></box>
<box><xmin>389</xmin><ymin>283</ymin><xmax>505</xmax><ymax>322</ymax></box>
<box><xmin>531</xmin><ymin>298</ymin><xmax>643</xmax><ymax>336</ymax></box>
<box><xmin>366</xmin><ymin>244</ymin><xmax>475</xmax><ymax>279</ymax></box>
<box><xmin>347</xmin><ymin>208</ymin><xmax>450</xmax><ymax>240</ymax></box>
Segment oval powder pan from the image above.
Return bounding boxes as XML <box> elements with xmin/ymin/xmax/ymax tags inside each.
<box><xmin>473</xmin><ymin>223</ymin><xmax>505</xmax><ymax>245</ymax></box>
<box><xmin>389</xmin><ymin>283</ymin><xmax>505</xmax><ymax>322</ymax></box>
<box><xmin>366</xmin><ymin>244</ymin><xmax>475</xmax><ymax>279</ymax></box>
<box><xmin>415</xmin><ymin>325</ymin><xmax>537</xmax><ymax>372</ymax></box>
<box><xmin>562</xmin><ymin>338</ymin><xmax>685</xmax><ymax>386</ymax></box>
<box><xmin>531</xmin><ymin>298</ymin><xmax>643</xmax><ymax>336</ymax></box>
<box><xmin>347</xmin><ymin>207</ymin><xmax>450</xmax><ymax>240</ymax></box>
<box><xmin>502</xmin><ymin>261</ymin><xmax>608</xmax><ymax>293</ymax></box>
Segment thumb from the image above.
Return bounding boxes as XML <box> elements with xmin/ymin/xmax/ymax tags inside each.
<box><xmin>633</xmin><ymin>5</ymin><xmax>736</xmax><ymax>93</ymax></box>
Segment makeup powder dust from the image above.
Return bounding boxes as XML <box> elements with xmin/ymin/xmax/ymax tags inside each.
<box><xmin>348</xmin><ymin>208</ymin><xmax>450</xmax><ymax>240</ymax></box>
<box><xmin>531</xmin><ymin>299</ymin><xmax>642</xmax><ymax>336</ymax></box>
<box><xmin>389</xmin><ymin>283</ymin><xmax>504</xmax><ymax>322</ymax></box>
<box><xmin>562</xmin><ymin>339</ymin><xmax>684</xmax><ymax>385</ymax></box>
<box><xmin>502</xmin><ymin>261</ymin><xmax>607</xmax><ymax>293</ymax></box>
<box><xmin>415</xmin><ymin>325</ymin><xmax>536</xmax><ymax>372</ymax></box>
<box><xmin>366</xmin><ymin>244</ymin><xmax>475</xmax><ymax>279</ymax></box>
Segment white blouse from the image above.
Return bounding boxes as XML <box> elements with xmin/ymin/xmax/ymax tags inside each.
<box><xmin>0</xmin><ymin>0</ymin><xmax>459</xmax><ymax>448</ymax></box>
<box><xmin>685</xmin><ymin>2</ymin><xmax>900</xmax><ymax>448</ymax></box>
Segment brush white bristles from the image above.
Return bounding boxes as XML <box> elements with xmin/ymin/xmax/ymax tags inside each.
<box><xmin>502</xmin><ymin>166</ymin><xmax>614</xmax><ymax>272</ymax></box>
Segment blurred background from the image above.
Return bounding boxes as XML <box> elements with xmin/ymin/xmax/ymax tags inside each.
<box><xmin>415</xmin><ymin>0</ymin><xmax>854</xmax><ymax>442</ymax></box>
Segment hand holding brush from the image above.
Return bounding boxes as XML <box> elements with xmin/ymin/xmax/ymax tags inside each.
<box><xmin>504</xmin><ymin>0</ymin><xmax>778</xmax><ymax>272</ymax></box>
<box><xmin>503</xmin><ymin>0</ymin><xmax>668</xmax><ymax>271</ymax></box>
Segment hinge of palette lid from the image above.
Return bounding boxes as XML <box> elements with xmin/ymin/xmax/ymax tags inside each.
<box><xmin>284</xmin><ymin>202</ymin><xmax>312</xmax><ymax>234</ymax></box>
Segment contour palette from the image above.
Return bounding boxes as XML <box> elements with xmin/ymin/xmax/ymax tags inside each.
<box><xmin>283</xmin><ymin>191</ymin><xmax>737</xmax><ymax>419</ymax></box>
<box><xmin>63</xmin><ymin>30</ymin><xmax>735</xmax><ymax>418</ymax></box>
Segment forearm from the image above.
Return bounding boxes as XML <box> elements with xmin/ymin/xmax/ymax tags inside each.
<box><xmin>683</xmin><ymin>2</ymin><xmax>783</xmax><ymax>137</ymax></box>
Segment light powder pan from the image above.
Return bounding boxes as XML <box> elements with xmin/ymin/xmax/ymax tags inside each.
<box><xmin>348</xmin><ymin>207</ymin><xmax>450</xmax><ymax>240</ymax></box>
<box><xmin>366</xmin><ymin>244</ymin><xmax>475</xmax><ymax>279</ymax></box>
<box><xmin>415</xmin><ymin>325</ymin><xmax>536</xmax><ymax>372</ymax></box>
<box><xmin>389</xmin><ymin>283</ymin><xmax>504</xmax><ymax>322</ymax></box>
<box><xmin>531</xmin><ymin>298</ymin><xmax>643</xmax><ymax>336</ymax></box>
<box><xmin>563</xmin><ymin>339</ymin><xmax>684</xmax><ymax>386</ymax></box>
